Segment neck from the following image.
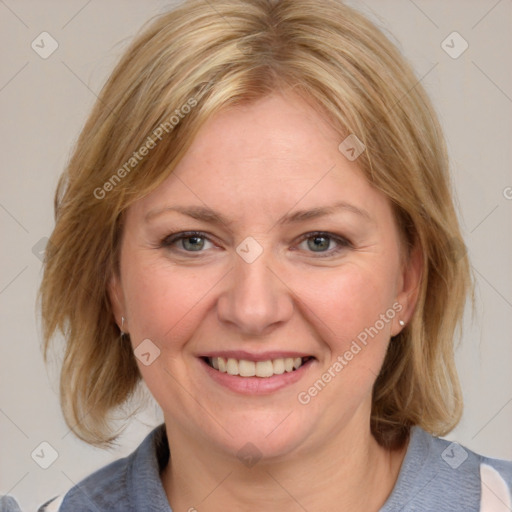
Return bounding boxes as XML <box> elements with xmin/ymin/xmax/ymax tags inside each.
<box><xmin>160</xmin><ymin>415</ymin><xmax>409</xmax><ymax>512</ymax></box>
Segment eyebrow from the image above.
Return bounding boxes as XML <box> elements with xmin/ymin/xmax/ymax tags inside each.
<box><xmin>145</xmin><ymin>201</ymin><xmax>372</xmax><ymax>227</ymax></box>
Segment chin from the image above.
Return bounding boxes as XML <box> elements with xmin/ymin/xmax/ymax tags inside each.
<box><xmin>203</xmin><ymin>409</ymin><xmax>316</xmax><ymax>464</ymax></box>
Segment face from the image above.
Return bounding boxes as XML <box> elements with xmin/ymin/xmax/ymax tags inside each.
<box><xmin>110</xmin><ymin>92</ymin><xmax>420</xmax><ymax>460</ymax></box>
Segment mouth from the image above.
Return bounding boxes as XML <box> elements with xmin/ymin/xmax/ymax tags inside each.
<box><xmin>201</xmin><ymin>355</ymin><xmax>315</xmax><ymax>378</ymax></box>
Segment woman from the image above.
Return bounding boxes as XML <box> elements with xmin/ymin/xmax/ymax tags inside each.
<box><xmin>4</xmin><ymin>0</ymin><xmax>511</xmax><ymax>510</ymax></box>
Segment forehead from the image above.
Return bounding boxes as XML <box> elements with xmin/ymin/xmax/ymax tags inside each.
<box><xmin>130</xmin><ymin>92</ymin><xmax>390</xmax><ymax>226</ymax></box>
<box><xmin>177</xmin><ymin>92</ymin><xmax>346</xmax><ymax>182</ymax></box>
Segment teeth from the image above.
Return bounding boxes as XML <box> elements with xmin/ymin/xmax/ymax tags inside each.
<box><xmin>208</xmin><ymin>356</ymin><xmax>308</xmax><ymax>378</ymax></box>
<box><xmin>255</xmin><ymin>360</ymin><xmax>273</xmax><ymax>377</ymax></box>
<box><xmin>272</xmin><ymin>358</ymin><xmax>285</xmax><ymax>375</ymax></box>
<box><xmin>239</xmin><ymin>359</ymin><xmax>256</xmax><ymax>377</ymax></box>
<box><xmin>226</xmin><ymin>358</ymin><xmax>239</xmax><ymax>375</ymax></box>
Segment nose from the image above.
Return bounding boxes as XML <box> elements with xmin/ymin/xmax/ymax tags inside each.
<box><xmin>216</xmin><ymin>246</ymin><xmax>294</xmax><ymax>336</ymax></box>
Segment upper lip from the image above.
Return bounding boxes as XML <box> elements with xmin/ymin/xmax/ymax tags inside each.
<box><xmin>199</xmin><ymin>350</ymin><xmax>314</xmax><ymax>362</ymax></box>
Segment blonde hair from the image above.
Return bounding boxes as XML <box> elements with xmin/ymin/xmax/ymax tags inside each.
<box><xmin>39</xmin><ymin>0</ymin><xmax>473</xmax><ymax>448</ymax></box>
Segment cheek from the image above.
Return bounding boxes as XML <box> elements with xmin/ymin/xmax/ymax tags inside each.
<box><xmin>122</xmin><ymin>254</ymin><xmax>224</xmax><ymax>346</ymax></box>
<box><xmin>293</xmin><ymin>261</ymin><xmax>398</xmax><ymax>358</ymax></box>
<box><xmin>291</xmin><ymin>263</ymin><xmax>400</xmax><ymax>416</ymax></box>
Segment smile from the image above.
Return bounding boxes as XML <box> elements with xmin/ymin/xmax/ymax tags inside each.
<box><xmin>205</xmin><ymin>356</ymin><xmax>314</xmax><ymax>378</ymax></box>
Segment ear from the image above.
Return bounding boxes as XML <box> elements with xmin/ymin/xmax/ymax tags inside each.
<box><xmin>393</xmin><ymin>242</ymin><xmax>423</xmax><ymax>335</ymax></box>
<box><xmin>108</xmin><ymin>272</ymin><xmax>126</xmax><ymax>332</ymax></box>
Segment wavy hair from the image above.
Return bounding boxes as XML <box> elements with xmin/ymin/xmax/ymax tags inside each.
<box><xmin>39</xmin><ymin>0</ymin><xmax>473</xmax><ymax>447</ymax></box>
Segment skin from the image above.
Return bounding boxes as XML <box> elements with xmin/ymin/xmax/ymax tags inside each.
<box><xmin>109</xmin><ymin>91</ymin><xmax>422</xmax><ymax>512</ymax></box>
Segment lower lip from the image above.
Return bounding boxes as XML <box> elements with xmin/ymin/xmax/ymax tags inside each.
<box><xmin>199</xmin><ymin>358</ymin><xmax>315</xmax><ymax>395</ymax></box>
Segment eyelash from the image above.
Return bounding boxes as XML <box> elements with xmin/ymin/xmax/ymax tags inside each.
<box><xmin>160</xmin><ymin>231</ymin><xmax>352</xmax><ymax>257</ymax></box>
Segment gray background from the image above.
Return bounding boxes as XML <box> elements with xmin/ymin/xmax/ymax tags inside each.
<box><xmin>0</xmin><ymin>0</ymin><xmax>511</xmax><ymax>509</ymax></box>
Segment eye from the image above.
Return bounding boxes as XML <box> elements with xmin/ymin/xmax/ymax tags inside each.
<box><xmin>160</xmin><ymin>230</ymin><xmax>352</xmax><ymax>257</ymax></box>
<box><xmin>296</xmin><ymin>232</ymin><xmax>351</xmax><ymax>256</ymax></box>
<box><xmin>161</xmin><ymin>231</ymin><xmax>215</xmax><ymax>253</ymax></box>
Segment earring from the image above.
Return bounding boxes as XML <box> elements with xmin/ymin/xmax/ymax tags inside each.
<box><xmin>120</xmin><ymin>316</ymin><xmax>127</xmax><ymax>337</ymax></box>
<box><xmin>399</xmin><ymin>320</ymin><xmax>405</xmax><ymax>327</ymax></box>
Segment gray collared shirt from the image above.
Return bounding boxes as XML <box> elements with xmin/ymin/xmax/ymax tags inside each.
<box><xmin>3</xmin><ymin>424</ymin><xmax>511</xmax><ymax>511</ymax></box>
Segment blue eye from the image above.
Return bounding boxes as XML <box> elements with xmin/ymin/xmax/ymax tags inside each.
<box><xmin>161</xmin><ymin>232</ymin><xmax>214</xmax><ymax>252</ymax></box>
<box><xmin>160</xmin><ymin>231</ymin><xmax>351</xmax><ymax>256</ymax></box>
<box><xmin>297</xmin><ymin>232</ymin><xmax>351</xmax><ymax>256</ymax></box>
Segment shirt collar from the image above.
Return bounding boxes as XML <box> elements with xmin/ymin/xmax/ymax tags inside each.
<box><xmin>128</xmin><ymin>423</ymin><xmax>173</xmax><ymax>511</ymax></box>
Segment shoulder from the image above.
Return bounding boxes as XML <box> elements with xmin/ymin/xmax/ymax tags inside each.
<box><xmin>57</xmin><ymin>452</ymin><xmax>132</xmax><ymax>511</ymax></box>
<box><xmin>382</xmin><ymin>426</ymin><xmax>512</xmax><ymax>511</ymax></box>
<box><xmin>427</xmin><ymin>430</ymin><xmax>512</xmax><ymax>487</ymax></box>
<box><xmin>478</xmin><ymin>454</ymin><xmax>512</xmax><ymax>510</ymax></box>
<box><xmin>54</xmin><ymin>424</ymin><xmax>169</xmax><ymax>512</ymax></box>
